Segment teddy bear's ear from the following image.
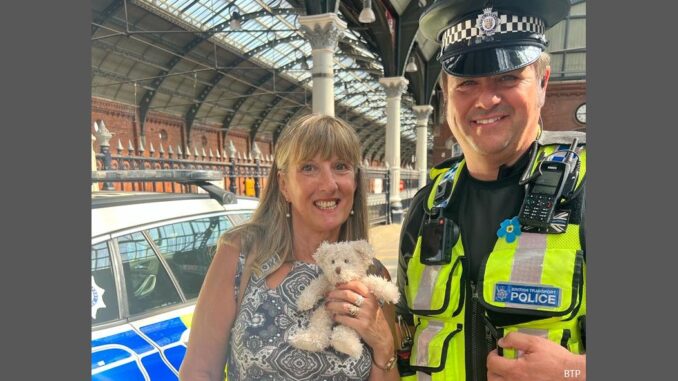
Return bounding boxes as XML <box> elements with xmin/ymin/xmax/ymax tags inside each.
<box><xmin>352</xmin><ymin>240</ymin><xmax>374</xmax><ymax>262</ymax></box>
<box><xmin>312</xmin><ymin>241</ymin><xmax>332</xmax><ymax>262</ymax></box>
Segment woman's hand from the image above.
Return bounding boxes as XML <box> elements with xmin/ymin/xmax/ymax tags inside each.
<box><xmin>325</xmin><ymin>280</ymin><xmax>395</xmax><ymax>367</ymax></box>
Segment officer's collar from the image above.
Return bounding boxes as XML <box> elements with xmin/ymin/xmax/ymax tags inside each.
<box><xmin>496</xmin><ymin>145</ymin><xmax>534</xmax><ymax>180</ymax></box>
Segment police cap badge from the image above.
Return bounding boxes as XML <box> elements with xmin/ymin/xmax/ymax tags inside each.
<box><xmin>420</xmin><ymin>0</ymin><xmax>571</xmax><ymax>77</ymax></box>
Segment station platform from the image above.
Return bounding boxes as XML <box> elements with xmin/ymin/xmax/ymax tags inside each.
<box><xmin>368</xmin><ymin>224</ymin><xmax>403</xmax><ymax>282</ymax></box>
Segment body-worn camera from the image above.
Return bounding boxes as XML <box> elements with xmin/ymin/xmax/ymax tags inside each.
<box><xmin>420</xmin><ymin>216</ymin><xmax>459</xmax><ymax>265</ymax></box>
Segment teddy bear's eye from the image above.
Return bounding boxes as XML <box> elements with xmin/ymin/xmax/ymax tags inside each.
<box><xmin>331</xmin><ymin>260</ymin><xmax>335</xmax><ymax>264</ymax></box>
<box><xmin>344</xmin><ymin>259</ymin><xmax>349</xmax><ymax>264</ymax></box>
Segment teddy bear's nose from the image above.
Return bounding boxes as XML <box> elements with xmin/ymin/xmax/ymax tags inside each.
<box><xmin>335</xmin><ymin>267</ymin><xmax>341</xmax><ymax>274</ymax></box>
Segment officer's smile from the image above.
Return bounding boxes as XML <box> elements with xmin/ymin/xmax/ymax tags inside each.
<box><xmin>474</xmin><ymin>116</ymin><xmax>503</xmax><ymax>125</ymax></box>
<box><xmin>471</xmin><ymin>114</ymin><xmax>509</xmax><ymax>128</ymax></box>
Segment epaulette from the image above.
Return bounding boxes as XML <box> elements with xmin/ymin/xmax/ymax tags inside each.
<box><xmin>537</xmin><ymin>130</ymin><xmax>586</xmax><ymax>146</ymax></box>
<box><xmin>429</xmin><ymin>155</ymin><xmax>465</xmax><ymax>181</ymax></box>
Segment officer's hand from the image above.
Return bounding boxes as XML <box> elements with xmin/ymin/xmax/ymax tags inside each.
<box><xmin>487</xmin><ymin>332</ymin><xmax>586</xmax><ymax>381</ymax></box>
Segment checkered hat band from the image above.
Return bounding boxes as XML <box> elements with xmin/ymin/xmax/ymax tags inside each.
<box><xmin>441</xmin><ymin>14</ymin><xmax>545</xmax><ymax>48</ymax></box>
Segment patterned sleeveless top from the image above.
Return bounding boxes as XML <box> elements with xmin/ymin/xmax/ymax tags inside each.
<box><xmin>227</xmin><ymin>254</ymin><xmax>373</xmax><ymax>380</ymax></box>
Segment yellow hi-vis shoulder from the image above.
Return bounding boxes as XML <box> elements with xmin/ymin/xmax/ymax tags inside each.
<box><xmin>402</xmin><ymin>141</ymin><xmax>587</xmax><ymax>380</ymax></box>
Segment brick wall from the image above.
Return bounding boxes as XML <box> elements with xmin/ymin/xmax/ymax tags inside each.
<box><xmin>92</xmin><ymin>98</ymin><xmax>140</xmax><ymax>153</ymax></box>
<box><xmin>144</xmin><ymin>113</ymin><xmax>185</xmax><ymax>155</ymax></box>
<box><xmin>92</xmin><ymin>97</ymin><xmax>273</xmax><ymax>159</ymax></box>
<box><xmin>542</xmin><ymin>81</ymin><xmax>586</xmax><ymax>132</ymax></box>
<box><xmin>188</xmin><ymin>127</ymin><xmax>221</xmax><ymax>157</ymax></box>
<box><xmin>228</xmin><ymin>132</ymin><xmax>251</xmax><ymax>159</ymax></box>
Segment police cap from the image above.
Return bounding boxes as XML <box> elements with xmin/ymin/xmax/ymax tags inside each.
<box><xmin>420</xmin><ymin>0</ymin><xmax>571</xmax><ymax>77</ymax></box>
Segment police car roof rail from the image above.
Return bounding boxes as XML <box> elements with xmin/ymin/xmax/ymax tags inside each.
<box><xmin>92</xmin><ymin>169</ymin><xmax>237</xmax><ymax>205</ymax></box>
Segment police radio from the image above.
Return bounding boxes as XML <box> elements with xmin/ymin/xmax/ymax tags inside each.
<box><xmin>519</xmin><ymin>138</ymin><xmax>580</xmax><ymax>229</ymax></box>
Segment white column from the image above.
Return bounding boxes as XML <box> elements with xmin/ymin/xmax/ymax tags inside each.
<box><xmin>412</xmin><ymin>105</ymin><xmax>434</xmax><ymax>188</ymax></box>
<box><xmin>298</xmin><ymin>14</ymin><xmax>346</xmax><ymax>117</ymax></box>
<box><xmin>379</xmin><ymin>76</ymin><xmax>409</xmax><ymax>223</ymax></box>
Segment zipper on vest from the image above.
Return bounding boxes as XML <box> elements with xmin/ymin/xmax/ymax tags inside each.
<box><xmin>470</xmin><ymin>281</ymin><xmax>484</xmax><ymax>381</ymax></box>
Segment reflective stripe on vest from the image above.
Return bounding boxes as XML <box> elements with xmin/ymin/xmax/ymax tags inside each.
<box><xmin>518</xmin><ymin>327</ymin><xmax>549</xmax><ymax>338</ymax></box>
<box><xmin>412</xmin><ymin>263</ymin><xmax>442</xmax><ymax>311</ymax></box>
<box><xmin>409</xmin><ymin>318</ymin><xmax>464</xmax><ymax>378</ymax></box>
<box><xmin>413</xmin><ymin>320</ymin><xmax>445</xmax><ymax>367</ymax></box>
<box><xmin>510</xmin><ymin>233</ymin><xmax>547</xmax><ymax>285</ymax></box>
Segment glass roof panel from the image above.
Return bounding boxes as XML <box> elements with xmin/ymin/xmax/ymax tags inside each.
<box><xmin>131</xmin><ymin>0</ymin><xmax>418</xmax><ymax>146</ymax></box>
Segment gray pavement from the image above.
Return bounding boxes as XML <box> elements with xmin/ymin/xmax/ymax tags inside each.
<box><xmin>368</xmin><ymin>224</ymin><xmax>403</xmax><ymax>282</ymax></box>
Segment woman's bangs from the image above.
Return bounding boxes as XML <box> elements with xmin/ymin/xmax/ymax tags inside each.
<box><xmin>291</xmin><ymin>121</ymin><xmax>360</xmax><ymax>165</ymax></box>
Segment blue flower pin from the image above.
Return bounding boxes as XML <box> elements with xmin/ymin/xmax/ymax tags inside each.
<box><xmin>497</xmin><ymin>217</ymin><xmax>522</xmax><ymax>243</ymax></box>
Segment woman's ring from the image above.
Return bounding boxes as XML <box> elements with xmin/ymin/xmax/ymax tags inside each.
<box><xmin>354</xmin><ymin>295</ymin><xmax>364</xmax><ymax>307</ymax></box>
<box><xmin>348</xmin><ymin>304</ymin><xmax>359</xmax><ymax>318</ymax></box>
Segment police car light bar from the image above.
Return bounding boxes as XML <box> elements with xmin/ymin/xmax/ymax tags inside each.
<box><xmin>92</xmin><ymin>169</ymin><xmax>224</xmax><ymax>182</ymax></box>
<box><xmin>92</xmin><ymin>170</ymin><xmax>237</xmax><ymax>205</ymax></box>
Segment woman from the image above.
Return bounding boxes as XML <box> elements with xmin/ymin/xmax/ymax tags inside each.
<box><xmin>179</xmin><ymin>114</ymin><xmax>399</xmax><ymax>380</ymax></box>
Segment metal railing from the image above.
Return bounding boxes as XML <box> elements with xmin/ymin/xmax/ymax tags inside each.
<box><xmin>93</xmin><ymin>127</ymin><xmax>421</xmax><ymax>226</ymax></box>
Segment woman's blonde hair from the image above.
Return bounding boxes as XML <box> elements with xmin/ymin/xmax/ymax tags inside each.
<box><xmin>219</xmin><ymin>113</ymin><xmax>368</xmax><ymax>277</ymax></box>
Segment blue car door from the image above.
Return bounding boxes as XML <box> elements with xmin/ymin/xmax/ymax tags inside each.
<box><xmin>92</xmin><ymin>323</ymin><xmax>178</xmax><ymax>381</ymax></box>
<box><xmin>92</xmin><ymin>239</ymin><xmax>178</xmax><ymax>380</ymax></box>
<box><xmin>130</xmin><ymin>305</ymin><xmax>194</xmax><ymax>373</ymax></box>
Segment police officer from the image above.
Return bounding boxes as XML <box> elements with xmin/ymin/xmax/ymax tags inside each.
<box><xmin>397</xmin><ymin>1</ymin><xmax>586</xmax><ymax>380</ymax></box>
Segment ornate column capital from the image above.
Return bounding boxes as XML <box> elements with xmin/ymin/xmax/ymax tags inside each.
<box><xmin>298</xmin><ymin>13</ymin><xmax>347</xmax><ymax>51</ymax></box>
<box><xmin>412</xmin><ymin>105</ymin><xmax>434</xmax><ymax>123</ymax></box>
<box><xmin>379</xmin><ymin>77</ymin><xmax>409</xmax><ymax>99</ymax></box>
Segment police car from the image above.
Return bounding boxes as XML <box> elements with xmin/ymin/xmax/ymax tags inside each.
<box><xmin>91</xmin><ymin>170</ymin><xmax>257</xmax><ymax>380</ymax></box>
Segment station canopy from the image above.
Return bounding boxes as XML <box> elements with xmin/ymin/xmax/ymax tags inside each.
<box><xmin>92</xmin><ymin>0</ymin><xmax>429</xmax><ymax>164</ymax></box>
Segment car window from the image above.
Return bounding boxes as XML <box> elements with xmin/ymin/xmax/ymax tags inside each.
<box><xmin>228</xmin><ymin>212</ymin><xmax>253</xmax><ymax>225</ymax></box>
<box><xmin>91</xmin><ymin>242</ymin><xmax>120</xmax><ymax>325</ymax></box>
<box><xmin>148</xmin><ymin>215</ymin><xmax>234</xmax><ymax>299</ymax></box>
<box><xmin>117</xmin><ymin>232</ymin><xmax>181</xmax><ymax>316</ymax></box>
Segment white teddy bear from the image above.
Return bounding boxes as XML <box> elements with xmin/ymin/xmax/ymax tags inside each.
<box><xmin>288</xmin><ymin>240</ymin><xmax>400</xmax><ymax>358</ymax></box>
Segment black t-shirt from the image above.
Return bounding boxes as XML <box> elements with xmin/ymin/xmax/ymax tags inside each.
<box><xmin>447</xmin><ymin>153</ymin><xmax>529</xmax><ymax>281</ymax></box>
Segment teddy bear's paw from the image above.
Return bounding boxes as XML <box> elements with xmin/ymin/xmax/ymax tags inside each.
<box><xmin>330</xmin><ymin>327</ymin><xmax>363</xmax><ymax>359</ymax></box>
<box><xmin>379</xmin><ymin>284</ymin><xmax>400</xmax><ymax>304</ymax></box>
<box><xmin>366</xmin><ymin>276</ymin><xmax>401</xmax><ymax>304</ymax></box>
<box><xmin>331</xmin><ymin>338</ymin><xmax>363</xmax><ymax>359</ymax></box>
<box><xmin>296</xmin><ymin>294</ymin><xmax>317</xmax><ymax>311</ymax></box>
<box><xmin>289</xmin><ymin>332</ymin><xmax>329</xmax><ymax>352</ymax></box>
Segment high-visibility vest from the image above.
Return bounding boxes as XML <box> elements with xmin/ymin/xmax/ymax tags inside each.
<box><xmin>402</xmin><ymin>139</ymin><xmax>587</xmax><ymax>381</ymax></box>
